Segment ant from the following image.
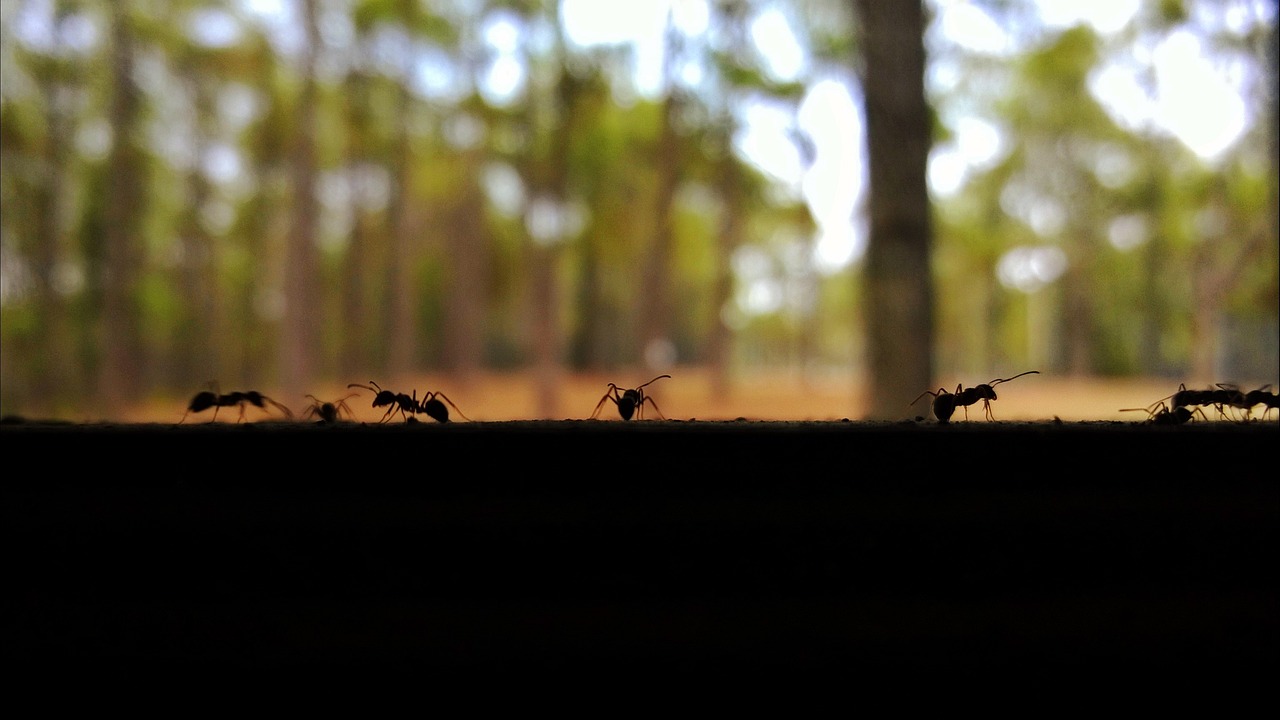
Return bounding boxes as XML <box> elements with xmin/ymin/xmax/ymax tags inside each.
<box><xmin>1162</xmin><ymin>383</ymin><xmax>1275</xmax><ymax>422</ymax></box>
<box><xmin>1121</xmin><ymin>399</ymin><xmax>1206</xmax><ymax>426</ymax></box>
<box><xmin>348</xmin><ymin>381</ymin><xmax>420</xmax><ymax>423</ymax></box>
<box><xmin>911</xmin><ymin>370</ymin><xmax>1039</xmax><ymax>422</ymax></box>
<box><xmin>591</xmin><ymin>375</ymin><xmax>671</xmax><ymax>421</ymax></box>
<box><xmin>417</xmin><ymin>390</ymin><xmax>471</xmax><ymax>423</ymax></box>
<box><xmin>1212</xmin><ymin>383</ymin><xmax>1280</xmax><ymax>421</ymax></box>
<box><xmin>1242</xmin><ymin>384</ymin><xmax>1278</xmax><ymax>421</ymax></box>
<box><xmin>302</xmin><ymin>393</ymin><xmax>358</xmax><ymax>424</ymax></box>
<box><xmin>181</xmin><ymin>386</ymin><xmax>292</xmax><ymax>423</ymax></box>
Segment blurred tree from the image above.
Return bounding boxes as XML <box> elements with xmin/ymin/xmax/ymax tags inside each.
<box><xmin>853</xmin><ymin>0</ymin><xmax>935</xmax><ymax>418</ymax></box>
<box><xmin>97</xmin><ymin>2</ymin><xmax>148</xmax><ymax>409</ymax></box>
<box><xmin>280</xmin><ymin>0</ymin><xmax>322</xmax><ymax>403</ymax></box>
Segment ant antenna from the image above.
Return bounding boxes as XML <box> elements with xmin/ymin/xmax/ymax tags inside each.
<box><xmin>989</xmin><ymin>370</ymin><xmax>1040</xmax><ymax>387</ymax></box>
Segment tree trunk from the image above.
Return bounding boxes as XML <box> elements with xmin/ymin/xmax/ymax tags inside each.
<box><xmin>639</xmin><ymin>91</ymin><xmax>682</xmax><ymax>374</ymax></box>
<box><xmin>99</xmin><ymin>3</ymin><xmax>146</xmax><ymax>409</ymax></box>
<box><xmin>281</xmin><ymin>0</ymin><xmax>321</xmax><ymax>403</ymax></box>
<box><xmin>174</xmin><ymin>69</ymin><xmax>219</xmax><ymax>392</ymax></box>
<box><xmin>386</xmin><ymin>73</ymin><xmax>417</xmax><ymax>380</ymax></box>
<box><xmin>708</xmin><ymin>143</ymin><xmax>745</xmax><ymax>399</ymax></box>
<box><xmin>854</xmin><ymin>0</ymin><xmax>935</xmax><ymax>419</ymax></box>
<box><xmin>30</xmin><ymin>49</ymin><xmax>75</xmax><ymax>413</ymax></box>
<box><xmin>442</xmin><ymin>165</ymin><xmax>488</xmax><ymax>380</ymax></box>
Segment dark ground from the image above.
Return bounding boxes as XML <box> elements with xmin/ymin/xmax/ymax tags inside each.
<box><xmin>3</xmin><ymin>419</ymin><xmax>1277</xmax><ymax>697</ymax></box>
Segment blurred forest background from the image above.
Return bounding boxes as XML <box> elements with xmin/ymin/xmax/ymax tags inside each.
<box><xmin>1</xmin><ymin>0</ymin><xmax>1277</xmax><ymax>422</ymax></box>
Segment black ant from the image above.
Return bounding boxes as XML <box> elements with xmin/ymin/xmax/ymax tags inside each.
<box><xmin>181</xmin><ymin>387</ymin><xmax>292</xmax><ymax>423</ymax></box>
<box><xmin>1211</xmin><ymin>383</ymin><xmax>1280</xmax><ymax>421</ymax></box>
<box><xmin>348</xmin><ymin>381</ymin><xmax>420</xmax><ymax>423</ymax></box>
<box><xmin>417</xmin><ymin>390</ymin><xmax>471</xmax><ymax>423</ymax></box>
<box><xmin>591</xmin><ymin>375</ymin><xmax>671</xmax><ymax>421</ymax></box>
<box><xmin>1122</xmin><ymin>399</ymin><xmax>1206</xmax><ymax>426</ymax></box>
<box><xmin>302</xmin><ymin>393</ymin><xmax>358</xmax><ymax>424</ymax></box>
<box><xmin>1241</xmin><ymin>384</ymin><xmax>1279</xmax><ymax>421</ymax></box>
<box><xmin>910</xmin><ymin>370</ymin><xmax>1039</xmax><ymax>422</ymax></box>
<box><xmin>1161</xmin><ymin>382</ymin><xmax>1275</xmax><ymax>422</ymax></box>
<box><xmin>910</xmin><ymin>387</ymin><xmax>959</xmax><ymax>423</ymax></box>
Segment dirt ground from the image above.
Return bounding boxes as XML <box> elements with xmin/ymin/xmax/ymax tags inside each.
<box><xmin>96</xmin><ymin>369</ymin><xmax>1273</xmax><ymax>424</ymax></box>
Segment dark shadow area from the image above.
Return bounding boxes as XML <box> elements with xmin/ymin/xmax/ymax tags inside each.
<box><xmin>3</xmin><ymin>420</ymin><xmax>1276</xmax><ymax>694</ymax></box>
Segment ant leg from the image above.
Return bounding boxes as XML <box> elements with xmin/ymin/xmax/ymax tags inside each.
<box><xmin>432</xmin><ymin>392</ymin><xmax>472</xmax><ymax>422</ymax></box>
<box><xmin>642</xmin><ymin>396</ymin><xmax>667</xmax><ymax>420</ymax></box>
<box><xmin>591</xmin><ymin>389</ymin><xmax>619</xmax><ymax>419</ymax></box>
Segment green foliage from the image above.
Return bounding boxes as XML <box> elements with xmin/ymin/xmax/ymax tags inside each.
<box><xmin>0</xmin><ymin>0</ymin><xmax>1275</xmax><ymax>418</ymax></box>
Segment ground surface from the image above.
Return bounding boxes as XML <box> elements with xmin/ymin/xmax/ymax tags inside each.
<box><xmin>4</xmin><ymin>419</ymin><xmax>1276</xmax><ymax>698</ymax></box>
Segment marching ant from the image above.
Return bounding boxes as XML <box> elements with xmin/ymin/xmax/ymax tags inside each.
<box><xmin>1121</xmin><ymin>399</ymin><xmax>1206</xmax><ymax>425</ymax></box>
<box><xmin>180</xmin><ymin>386</ymin><xmax>293</xmax><ymax>423</ymax></box>
<box><xmin>348</xmin><ymin>381</ymin><xmax>421</xmax><ymax>423</ymax></box>
<box><xmin>1242</xmin><ymin>384</ymin><xmax>1278</xmax><ymax>421</ymax></box>
<box><xmin>591</xmin><ymin>375</ymin><xmax>671</xmax><ymax>421</ymax></box>
<box><xmin>302</xmin><ymin>393</ymin><xmax>358</xmax><ymax>424</ymax></box>
<box><xmin>417</xmin><ymin>390</ymin><xmax>471</xmax><ymax>423</ymax></box>
<box><xmin>1162</xmin><ymin>382</ymin><xmax>1278</xmax><ymax>422</ymax></box>
<box><xmin>911</xmin><ymin>370</ymin><xmax>1040</xmax><ymax>423</ymax></box>
<box><xmin>347</xmin><ymin>381</ymin><xmax>470</xmax><ymax>423</ymax></box>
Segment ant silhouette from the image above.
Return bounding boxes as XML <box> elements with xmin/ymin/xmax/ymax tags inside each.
<box><xmin>911</xmin><ymin>370</ymin><xmax>1040</xmax><ymax>422</ymax></box>
<box><xmin>181</xmin><ymin>386</ymin><xmax>293</xmax><ymax>423</ymax></box>
<box><xmin>302</xmin><ymin>393</ymin><xmax>358</xmax><ymax>424</ymax></box>
<box><xmin>417</xmin><ymin>390</ymin><xmax>471</xmax><ymax>423</ymax></box>
<box><xmin>1164</xmin><ymin>382</ymin><xmax>1278</xmax><ymax>422</ymax></box>
<box><xmin>591</xmin><ymin>375</ymin><xmax>671</xmax><ymax>421</ymax></box>
<box><xmin>348</xmin><ymin>381</ymin><xmax>420</xmax><ymax>423</ymax></box>
<box><xmin>1241</xmin><ymin>384</ymin><xmax>1278</xmax><ymax>421</ymax></box>
<box><xmin>1121</xmin><ymin>399</ymin><xmax>1206</xmax><ymax>426</ymax></box>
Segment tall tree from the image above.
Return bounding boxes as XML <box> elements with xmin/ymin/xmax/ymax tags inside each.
<box><xmin>98</xmin><ymin>2</ymin><xmax>147</xmax><ymax>408</ymax></box>
<box><xmin>853</xmin><ymin>0</ymin><xmax>935</xmax><ymax>419</ymax></box>
<box><xmin>280</xmin><ymin>0</ymin><xmax>322</xmax><ymax>403</ymax></box>
<box><xmin>637</xmin><ymin>11</ymin><xmax>688</xmax><ymax>375</ymax></box>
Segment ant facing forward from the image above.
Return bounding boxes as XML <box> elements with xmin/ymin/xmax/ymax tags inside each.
<box><xmin>181</xmin><ymin>386</ymin><xmax>293</xmax><ymax>423</ymax></box>
<box><xmin>302</xmin><ymin>393</ymin><xmax>358</xmax><ymax>424</ymax></box>
<box><xmin>591</xmin><ymin>375</ymin><xmax>671</xmax><ymax>421</ymax></box>
<box><xmin>911</xmin><ymin>370</ymin><xmax>1040</xmax><ymax>423</ymax></box>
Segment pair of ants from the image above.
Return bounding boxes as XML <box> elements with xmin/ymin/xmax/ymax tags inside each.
<box><xmin>1124</xmin><ymin>383</ymin><xmax>1278</xmax><ymax>425</ymax></box>
<box><xmin>911</xmin><ymin>370</ymin><xmax>1040</xmax><ymax>423</ymax></box>
<box><xmin>341</xmin><ymin>376</ymin><xmax>672</xmax><ymax>422</ymax></box>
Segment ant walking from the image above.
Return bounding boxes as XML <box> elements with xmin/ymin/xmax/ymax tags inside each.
<box><xmin>1242</xmin><ymin>384</ymin><xmax>1278</xmax><ymax>421</ymax></box>
<box><xmin>347</xmin><ymin>381</ymin><xmax>471</xmax><ymax>423</ymax></box>
<box><xmin>591</xmin><ymin>375</ymin><xmax>671</xmax><ymax>421</ymax></box>
<box><xmin>302</xmin><ymin>393</ymin><xmax>359</xmax><ymax>424</ymax></box>
<box><xmin>911</xmin><ymin>370</ymin><xmax>1040</xmax><ymax>422</ymax></box>
<box><xmin>1144</xmin><ymin>382</ymin><xmax>1278</xmax><ymax>423</ymax></box>
<box><xmin>181</xmin><ymin>385</ymin><xmax>293</xmax><ymax>423</ymax></box>
<box><xmin>417</xmin><ymin>390</ymin><xmax>471</xmax><ymax>423</ymax></box>
<box><xmin>1121</xmin><ymin>399</ymin><xmax>1206</xmax><ymax>425</ymax></box>
<box><xmin>348</xmin><ymin>381</ymin><xmax>421</xmax><ymax>423</ymax></box>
